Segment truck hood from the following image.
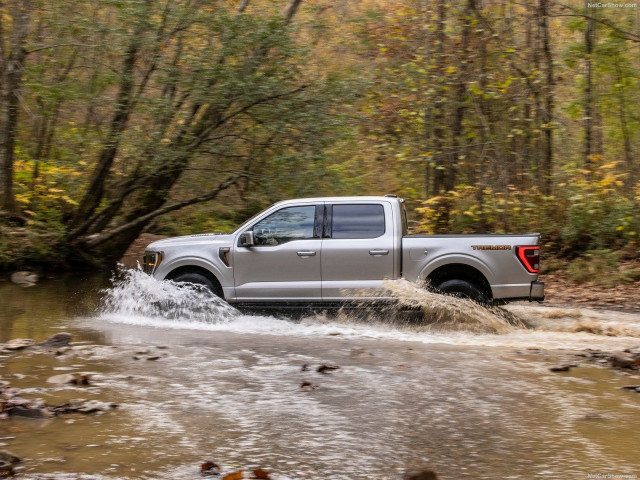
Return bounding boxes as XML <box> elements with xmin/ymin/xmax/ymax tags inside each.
<box><xmin>146</xmin><ymin>233</ymin><xmax>234</xmax><ymax>249</ymax></box>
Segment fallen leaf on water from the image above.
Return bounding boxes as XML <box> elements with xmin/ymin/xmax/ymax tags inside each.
<box><xmin>200</xmin><ymin>461</ymin><xmax>220</xmax><ymax>476</ymax></box>
<box><xmin>222</xmin><ymin>471</ymin><xmax>243</xmax><ymax>480</ymax></box>
<box><xmin>300</xmin><ymin>381</ymin><xmax>319</xmax><ymax>391</ymax></box>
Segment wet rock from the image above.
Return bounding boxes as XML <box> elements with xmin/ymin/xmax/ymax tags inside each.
<box><xmin>300</xmin><ymin>381</ymin><xmax>319</xmax><ymax>391</ymax></box>
<box><xmin>610</xmin><ymin>352</ymin><xmax>635</xmax><ymax>369</ymax></box>
<box><xmin>0</xmin><ymin>451</ymin><xmax>20</xmax><ymax>465</ymax></box>
<box><xmin>0</xmin><ymin>461</ymin><xmax>14</xmax><ymax>477</ymax></box>
<box><xmin>10</xmin><ymin>271</ymin><xmax>38</xmax><ymax>287</ymax></box>
<box><xmin>8</xmin><ymin>405</ymin><xmax>50</xmax><ymax>418</ymax></box>
<box><xmin>76</xmin><ymin>400</ymin><xmax>117</xmax><ymax>414</ymax></box>
<box><xmin>200</xmin><ymin>461</ymin><xmax>220</xmax><ymax>476</ymax></box>
<box><xmin>39</xmin><ymin>333</ymin><xmax>72</xmax><ymax>348</ymax></box>
<box><xmin>621</xmin><ymin>385</ymin><xmax>640</xmax><ymax>393</ymax></box>
<box><xmin>47</xmin><ymin>374</ymin><xmax>76</xmax><ymax>385</ymax></box>
<box><xmin>55</xmin><ymin>347</ymin><xmax>70</xmax><ymax>356</ymax></box>
<box><xmin>49</xmin><ymin>399</ymin><xmax>117</xmax><ymax>415</ymax></box>
<box><xmin>350</xmin><ymin>347</ymin><xmax>373</xmax><ymax>357</ymax></box>
<box><xmin>582</xmin><ymin>412</ymin><xmax>606</xmax><ymax>420</ymax></box>
<box><xmin>550</xmin><ymin>364</ymin><xmax>576</xmax><ymax>372</ymax></box>
<box><xmin>1</xmin><ymin>387</ymin><xmax>21</xmax><ymax>398</ymax></box>
<box><xmin>403</xmin><ymin>466</ymin><xmax>439</xmax><ymax>480</ymax></box>
<box><xmin>317</xmin><ymin>364</ymin><xmax>340</xmax><ymax>374</ymax></box>
<box><xmin>4</xmin><ymin>397</ymin><xmax>32</xmax><ymax>407</ymax></box>
<box><xmin>3</xmin><ymin>339</ymin><xmax>35</xmax><ymax>351</ymax></box>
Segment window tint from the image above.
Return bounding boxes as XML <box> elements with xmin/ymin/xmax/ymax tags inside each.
<box><xmin>332</xmin><ymin>204</ymin><xmax>385</xmax><ymax>239</ymax></box>
<box><xmin>253</xmin><ymin>206</ymin><xmax>316</xmax><ymax>246</ymax></box>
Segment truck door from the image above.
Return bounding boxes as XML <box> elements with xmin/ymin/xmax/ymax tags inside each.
<box><xmin>321</xmin><ymin>202</ymin><xmax>395</xmax><ymax>300</ymax></box>
<box><xmin>233</xmin><ymin>204</ymin><xmax>323</xmax><ymax>301</ymax></box>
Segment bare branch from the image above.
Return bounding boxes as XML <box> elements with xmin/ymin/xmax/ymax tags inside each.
<box><xmin>78</xmin><ymin>175</ymin><xmax>243</xmax><ymax>249</ymax></box>
<box><xmin>26</xmin><ymin>43</ymin><xmax>102</xmax><ymax>54</ymax></box>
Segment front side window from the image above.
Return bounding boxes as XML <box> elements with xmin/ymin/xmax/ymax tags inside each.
<box><xmin>331</xmin><ymin>204</ymin><xmax>385</xmax><ymax>239</ymax></box>
<box><xmin>253</xmin><ymin>206</ymin><xmax>316</xmax><ymax>246</ymax></box>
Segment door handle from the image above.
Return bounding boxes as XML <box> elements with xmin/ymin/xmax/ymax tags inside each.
<box><xmin>369</xmin><ymin>249</ymin><xmax>389</xmax><ymax>256</ymax></box>
<box><xmin>297</xmin><ymin>251</ymin><xmax>317</xmax><ymax>256</ymax></box>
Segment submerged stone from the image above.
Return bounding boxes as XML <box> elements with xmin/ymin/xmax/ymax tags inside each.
<box><xmin>611</xmin><ymin>353</ymin><xmax>636</xmax><ymax>369</ymax></box>
<box><xmin>0</xmin><ymin>450</ymin><xmax>21</xmax><ymax>465</ymax></box>
<box><xmin>403</xmin><ymin>466</ymin><xmax>439</xmax><ymax>480</ymax></box>
<box><xmin>4</xmin><ymin>339</ymin><xmax>35</xmax><ymax>351</ymax></box>
<box><xmin>10</xmin><ymin>271</ymin><xmax>38</xmax><ymax>286</ymax></box>
<box><xmin>39</xmin><ymin>333</ymin><xmax>72</xmax><ymax>348</ymax></box>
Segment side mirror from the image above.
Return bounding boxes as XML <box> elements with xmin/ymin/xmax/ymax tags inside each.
<box><xmin>239</xmin><ymin>231</ymin><xmax>254</xmax><ymax>247</ymax></box>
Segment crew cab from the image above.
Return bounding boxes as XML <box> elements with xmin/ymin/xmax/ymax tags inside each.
<box><xmin>143</xmin><ymin>196</ymin><xmax>544</xmax><ymax>306</ymax></box>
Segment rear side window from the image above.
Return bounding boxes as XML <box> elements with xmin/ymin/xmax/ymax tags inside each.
<box><xmin>331</xmin><ymin>204</ymin><xmax>385</xmax><ymax>239</ymax></box>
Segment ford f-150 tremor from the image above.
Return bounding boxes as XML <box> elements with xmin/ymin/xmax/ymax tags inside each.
<box><xmin>143</xmin><ymin>195</ymin><xmax>544</xmax><ymax>306</ymax></box>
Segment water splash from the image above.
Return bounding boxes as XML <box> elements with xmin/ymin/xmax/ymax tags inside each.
<box><xmin>382</xmin><ymin>279</ymin><xmax>529</xmax><ymax>334</ymax></box>
<box><xmin>100</xmin><ymin>268</ymin><xmax>238</xmax><ymax>323</ymax></box>
<box><xmin>96</xmin><ymin>269</ymin><xmax>640</xmax><ymax>352</ymax></box>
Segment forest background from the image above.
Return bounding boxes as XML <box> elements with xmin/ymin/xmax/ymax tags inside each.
<box><xmin>0</xmin><ymin>0</ymin><xmax>639</xmax><ymax>286</ymax></box>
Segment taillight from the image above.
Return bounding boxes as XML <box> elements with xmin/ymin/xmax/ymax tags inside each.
<box><xmin>516</xmin><ymin>246</ymin><xmax>540</xmax><ymax>273</ymax></box>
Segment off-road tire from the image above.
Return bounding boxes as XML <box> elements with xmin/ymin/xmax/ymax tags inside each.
<box><xmin>170</xmin><ymin>272</ymin><xmax>223</xmax><ymax>298</ymax></box>
<box><xmin>435</xmin><ymin>279</ymin><xmax>488</xmax><ymax>304</ymax></box>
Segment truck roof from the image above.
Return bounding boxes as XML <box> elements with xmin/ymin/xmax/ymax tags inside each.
<box><xmin>274</xmin><ymin>196</ymin><xmax>402</xmax><ymax>206</ymax></box>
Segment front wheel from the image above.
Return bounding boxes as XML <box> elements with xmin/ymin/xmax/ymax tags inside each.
<box><xmin>170</xmin><ymin>272</ymin><xmax>223</xmax><ymax>298</ymax></box>
<box><xmin>435</xmin><ymin>279</ymin><xmax>488</xmax><ymax>304</ymax></box>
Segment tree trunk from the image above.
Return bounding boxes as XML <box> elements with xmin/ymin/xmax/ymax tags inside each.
<box><xmin>68</xmin><ymin>0</ymin><xmax>151</xmax><ymax>232</ymax></box>
<box><xmin>584</xmin><ymin>2</ymin><xmax>595</xmax><ymax>172</ymax></box>
<box><xmin>431</xmin><ymin>0</ymin><xmax>446</xmax><ymax>199</ymax></box>
<box><xmin>0</xmin><ymin>0</ymin><xmax>31</xmax><ymax>214</ymax></box>
<box><xmin>539</xmin><ymin>0</ymin><xmax>553</xmax><ymax>195</ymax></box>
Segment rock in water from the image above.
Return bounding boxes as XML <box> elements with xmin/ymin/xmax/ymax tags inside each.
<box><xmin>403</xmin><ymin>466</ymin><xmax>439</xmax><ymax>480</ymax></box>
<box><xmin>200</xmin><ymin>461</ymin><xmax>220</xmax><ymax>476</ymax></box>
<box><xmin>47</xmin><ymin>374</ymin><xmax>77</xmax><ymax>385</ymax></box>
<box><xmin>0</xmin><ymin>461</ymin><xmax>14</xmax><ymax>477</ymax></box>
<box><xmin>4</xmin><ymin>338</ymin><xmax>35</xmax><ymax>351</ymax></box>
<box><xmin>0</xmin><ymin>451</ymin><xmax>20</xmax><ymax>465</ymax></box>
<box><xmin>611</xmin><ymin>352</ymin><xmax>635</xmax><ymax>369</ymax></box>
<box><xmin>39</xmin><ymin>333</ymin><xmax>72</xmax><ymax>348</ymax></box>
<box><xmin>10</xmin><ymin>271</ymin><xmax>38</xmax><ymax>286</ymax></box>
<box><xmin>317</xmin><ymin>364</ymin><xmax>340</xmax><ymax>374</ymax></box>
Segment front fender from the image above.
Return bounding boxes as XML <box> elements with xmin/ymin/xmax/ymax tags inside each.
<box><xmin>156</xmin><ymin>255</ymin><xmax>232</xmax><ymax>289</ymax></box>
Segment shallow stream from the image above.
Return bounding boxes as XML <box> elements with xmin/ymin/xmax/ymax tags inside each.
<box><xmin>1</xmin><ymin>271</ymin><xmax>639</xmax><ymax>479</ymax></box>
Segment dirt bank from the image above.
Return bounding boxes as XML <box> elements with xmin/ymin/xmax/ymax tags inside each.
<box><xmin>541</xmin><ymin>271</ymin><xmax>640</xmax><ymax>314</ymax></box>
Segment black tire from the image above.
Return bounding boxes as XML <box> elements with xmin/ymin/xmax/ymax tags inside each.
<box><xmin>170</xmin><ymin>272</ymin><xmax>223</xmax><ymax>298</ymax></box>
<box><xmin>435</xmin><ymin>279</ymin><xmax>487</xmax><ymax>303</ymax></box>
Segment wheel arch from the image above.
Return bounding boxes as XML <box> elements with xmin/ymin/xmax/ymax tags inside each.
<box><xmin>425</xmin><ymin>262</ymin><xmax>493</xmax><ymax>300</ymax></box>
<box><xmin>164</xmin><ymin>265</ymin><xmax>224</xmax><ymax>298</ymax></box>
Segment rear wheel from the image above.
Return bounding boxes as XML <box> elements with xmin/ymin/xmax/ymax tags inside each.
<box><xmin>435</xmin><ymin>279</ymin><xmax>488</xmax><ymax>304</ymax></box>
<box><xmin>170</xmin><ymin>271</ymin><xmax>223</xmax><ymax>298</ymax></box>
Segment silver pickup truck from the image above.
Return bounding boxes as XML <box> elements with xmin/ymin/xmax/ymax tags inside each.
<box><xmin>143</xmin><ymin>195</ymin><xmax>544</xmax><ymax>306</ymax></box>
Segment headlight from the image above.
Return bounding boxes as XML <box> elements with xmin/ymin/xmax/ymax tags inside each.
<box><xmin>142</xmin><ymin>251</ymin><xmax>163</xmax><ymax>274</ymax></box>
